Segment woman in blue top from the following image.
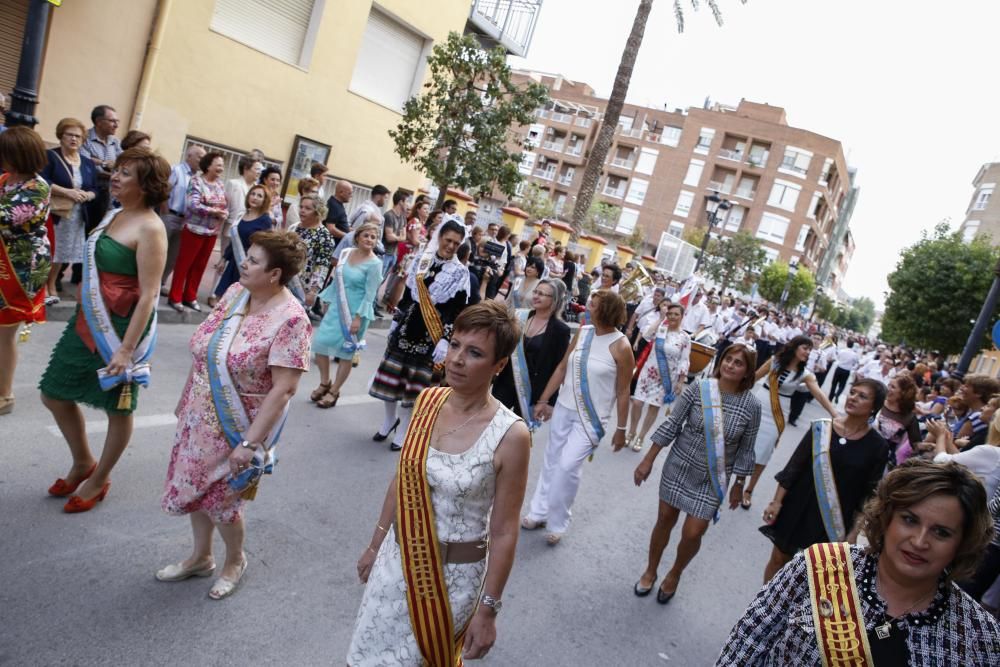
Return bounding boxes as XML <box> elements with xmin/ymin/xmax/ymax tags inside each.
<box><xmin>311</xmin><ymin>221</ymin><xmax>382</xmax><ymax>408</ymax></box>
<box><xmin>212</xmin><ymin>184</ymin><xmax>272</xmax><ymax>298</ymax></box>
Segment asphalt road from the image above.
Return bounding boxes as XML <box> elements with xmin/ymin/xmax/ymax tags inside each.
<box><xmin>0</xmin><ymin>319</ymin><xmax>830</xmax><ymax>666</ymax></box>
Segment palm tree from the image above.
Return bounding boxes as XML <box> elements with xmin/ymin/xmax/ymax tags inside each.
<box><xmin>568</xmin><ymin>0</ymin><xmax>744</xmax><ymax>240</ymax></box>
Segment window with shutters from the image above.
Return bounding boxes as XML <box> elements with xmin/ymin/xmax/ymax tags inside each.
<box><xmin>350</xmin><ymin>8</ymin><xmax>429</xmax><ymax>112</ymax></box>
<box><xmin>616</xmin><ymin>208</ymin><xmax>640</xmax><ymax>234</ymax></box>
<box><xmin>674</xmin><ymin>191</ymin><xmax>695</xmax><ymax>217</ymax></box>
<box><xmin>0</xmin><ymin>0</ymin><xmax>29</xmax><ymax>121</ymax></box>
<box><xmin>757</xmin><ymin>212</ymin><xmax>791</xmax><ymax>244</ymax></box>
<box><xmin>683</xmin><ymin>159</ymin><xmax>704</xmax><ymax>187</ymax></box>
<box><xmin>768</xmin><ymin>179</ymin><xmax>801</xmax><ymax>212</ymax></box>
<box><xmin>211</xmin><ymin>0</ymin><xmax>324</xmax><ymax>68</ymax></box>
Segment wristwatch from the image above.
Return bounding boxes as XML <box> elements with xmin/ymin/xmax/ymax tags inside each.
<box><xmin>239</xmin><ymin>440</ymin><xmax>259</xmax><ymax>450</ymax></box>
<box><xmin>480</xmin><ymin>594</ymin><xmax>502</xmax><ymax>614</ymax></box>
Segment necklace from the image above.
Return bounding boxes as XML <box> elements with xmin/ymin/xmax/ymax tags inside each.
<box><xmin>837</xmin><ymin>419</ymin><xmax>869</xmax><ymax>445</ymax></box>
<box><xmin>873</xmin><ymin>578</ymin><xmax>937</xmax><ymax>640</ymax></box>
<box><xmin>525</xmin><ymin>315</ymin><xmax>549</xmax><ymax>338</ymax></box>
<box><xmin>434</xmin><ymin>398</ymin><xmax>491</xmax><ymax>447</ymax></box>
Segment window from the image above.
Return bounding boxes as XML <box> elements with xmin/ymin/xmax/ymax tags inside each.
<box><xmin>683</xmin><ymin>159</ymin><xmax>705</xmax><ymax>187</ymax></box>
<box><xmin>519</xmin><ymin>151</ymin><xmax>536</xmax><ymax>175</ymax></box>
<box><xmin>963</xmin><ymin>220</ymin><xmax>981</xmax><ymax>242</ymax></box>
<box><xmin>674</xmin><ymin>191</ymin><xmax>695</xmax><ymax>217</ymax></box>
<box><xmin>807</xmin><ymin>191</ymin><xmax>821</xmax><ymax>219</ymax></box>
<box><xmin>780</xmin><ymin>146</ymin><xmax>812</xmax><ymax>177</ymax></box>
<box><xmin>616</xmin><ymin>207</ymin><xmax>640</xmax><ymax>234</ymax></box>
<box><xmin>757</xmin><ymin>212</ymin><xmax>790</xmax><ymax>244</ymax></box>
<box><xmin>762</xmin><ymin>247</ymin><xmax>780</xmax><ymax>264</ymax></box>
<box><xmin>661</xmin><ymin>126</ymin><xmax>682</xmax><ymax>148</ymax></box>
<box><xmin>626</xmin><ymin>178</ymin><xmax>648</xmax><ymax>205</ymax></box>
<box><xmin>668</xmin><ymin>221</ymin><xmax>685</xmax><ymax>238</ymax></box>
<box><xmin>618</xmin><ymin>116</ymin><xmax>634</xmax><ymax>131</ymax></box>
<box><xmin>723</xmin><ymin>205</ymin><xmax>745</xmax><ymax>232</ymax></box>
<box><xmin>350</xmin><ymin>8</ymin><xmax>428</xmax><ymax>111</ymax></box>
<box><xmin>794</xmin><ymin>225</ymin><xmax>810</xmax><ymax>251</ymax></box>
<box><xmin>695</xmin><ymin>128</ymin><xmax>715</xmax><ymax>154</ymax></box>
<box><xmin>768</xmin><ymin>179</ymin><xmax>801</xmax><ymax>212</ymax></box>
<box><xmin>525</xmin><ymin>123</ymin><xmax>544</xmax><ymax>148</ymax></box>
<box><xmin>973</xmin><ymin>184</ymin><xmax>995</xmax><ymax>211</ymax></box>
<box><xmin>819</xmin><ymin>158</ymin><xmax>833</xmax><ymax>184</ymax></box>
<box><xmin>211</xmin><ymin>0</ymin><xmax>323</xmax><ymax>67</ymax></box>
<box><xmin>635</xmin><ymin>148</ymin><xmax>659</xmax><ymax>175</ymax></box>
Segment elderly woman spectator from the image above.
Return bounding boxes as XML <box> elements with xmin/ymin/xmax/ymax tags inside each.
<box><xmin>158</xmin><ymin>230</ymin><xmax>311</xmax><ymax>599</ymax></box>
<box><xmin>0</xmin><ymin>126</ymin><xmax>51</xmax><ymax>416</ymax></box>
<box><xmin>41</xmin><ymin>118</ymin><xmax>98</xmax><ymax>305</ymax></box>
<box><xmin>120</xmin><ymin>130</ymin><xmax>151</xmax><ymax>151</ymax></box>
<box><xmin>284</xmin><ymin>176</ymin><xmax>321</xmax><ymax>230</ymax></box>
<box><xmin>167</xmin><ymin>151</ymin><xmax>228</xmax><ymax>313</ymax></box>
<box><xmin>291</xmin><ymin>193</ymin><xmax>335</xmax><ymax>302</ymax></box>
<box><xmin>260</xmin><ymin>166</ymin><xmax>284</xmax><ymax>229</ymax></box>
<box><xmin>719</xmin><ymin>460</ymin><xmax>1000</xmax><ymax>665</ymax></box>
<box><xmin>546</xmin><ymin>244</ymin><xmax>566</xmax><ymax>279</ymax></box>
<box><xmin>40</xmin><ymin>148</ymin><xmax>168</xmax><ymax>511</ymax></box>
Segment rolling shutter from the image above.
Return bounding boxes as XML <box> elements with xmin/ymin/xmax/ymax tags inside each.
<box><xmin>0</xmin><ymin>0</ymin><xmax>30</xmax><ymax>121</ymax></box>
<box><xmin>350</xmin><ymin>9</ymin><xmax>425</xmax><ymax>111</ymax></box>
<box><xmin>211</xmin><ymin>0</ymin><xmax>315</xmax><ymax>66</ymax></box>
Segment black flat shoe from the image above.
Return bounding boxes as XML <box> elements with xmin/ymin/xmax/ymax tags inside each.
<box><xmin>373</xmin><ymin>418</ymin><xmax>401</xmax><ymax>442</ymax></box>
<box><xmin>634</xmin><ymin>579</ymin><xmax>655</xmax><ymax>597</ymax></box>
<box><xmin>656</xmin><ymin>587</ymin><xmax>676</xmax><ymax>604</ymax></box>
<box><xmin>183</xmin><ymin>300</ymin><xmax>202</xmax><ymax>312</ymax></box>
<box><xmin>167</xmin><ymin>301</ymin><xmax>184</xmax><ymax>313</ymax></box>
<box><xmin>389</xmin><ymin>442</ymin><xmax>402</xmax><ymax>452</ymax></box>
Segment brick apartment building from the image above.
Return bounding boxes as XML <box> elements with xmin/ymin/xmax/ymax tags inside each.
<box><xmin>959</xmin><ymin>162</ymin><xmax>1000</xmax><ymax>245</ymax></box>
<box><xmin>504</xmin><ymin>70</ymin><xmax>858</xmax><ymax>282</ymax></box>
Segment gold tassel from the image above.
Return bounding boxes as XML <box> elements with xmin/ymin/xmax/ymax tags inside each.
<box><xmin>18</xmin><ymin>324</ymin><xmax>31</xmax><ymax>343</ymax></box>
<box><xmin>240</xmin><ymin>476</ymin><xmax>260</xmax><ymax>501</ymax></box>
<box><xmin>117</xmin><ymin>383</ymin><xmax>133</xmax><ymax>411</ymax></box>
<box><xmin>352</xmin><ymin>350</ymin><xmax>361</xmax><ymax>368</ymax></box>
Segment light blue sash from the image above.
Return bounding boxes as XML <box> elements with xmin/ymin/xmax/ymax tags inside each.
<box><xmin>654</xmin><ymin>328</ymin><xmax>676</xmax><ymax>405</ymax></box>
<box><xmin>81</xmin><ymin>210</ymin><xmax>157</xmax><ymax>392</ymax></box>
<box><xmin>572</xmin><ymin>325</ymin><xmax>605</xmax><ymax>448</ymax></box>
<box><xmin>700</xmin><ymin>379</ymin><xmax>727</xmax><ymax>524</ymax></box>
<box><xmin>332</xmin><ymin>247</ymin><xmax>365</xmax><ymax>353</ymax></box>
<box><xmin>512</xmin><ymin>309</ymin><xmax>540</xmax><ymax>431</ymax></box>
<box><xmin>811</xmin><ymin>419</ymin><xmax>846</xmax><ymax>541</ymax></box>
<box><xmin>207</xmin><ymin>288</ymin><xmax>290</xmax><ymax>492</ymax></box>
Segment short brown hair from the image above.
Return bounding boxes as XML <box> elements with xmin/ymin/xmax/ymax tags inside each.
<box><xmin>121</xmin><ymin>129</ymin><xmax>151</xmax><ymax>150</ymax></box>
<box><xmin>712</xmin><ymin>342</ymin><xmax>757</xmax><ymax>392</ymax></box>
<box><xmin>248</xmin><ymin>229</ymin><xmax>306</xmax><ymax>286</ymax></box>
<box><xmin>963</xmin><ymin>374</ymin><xmax>1000</xmax><ymax>403</ymax></box>
<box><xmin>890</xmin><ymin>373</ymin><xmax>917</xmax><ymax>414</ymax></box>
<box><xmin>115</xmin><ymin>147</ymin><xmax>171</xmax><ymax>208</ymax></box>
<box><xmin>589</xmin><ymin>289</ymin><xmax>627</xmax><ymax>328</ymax></box>
<box><xmin>199</xmin><ymin>151</ymin><xmax>224</xmax><ymax>174</ymax></box>
<box><xmin>860</xmin><ymin>459</ymin><xmax>994</xmax><ymax>581</ymax></box>
<box><xmin>309</xmin><ymin>162</ymin><xmax>328</xmax><ymax>178</ymax></box>
<box><xmin>453</xmin><ymin>300</ymin><xmax>521</xmax><ymax>362</ymax></box>
<box><xmin>297</xmin><ymin>176</ymin><xmax>320</xmax><ymax>195</ymax></box>
<box><xmin>0</xmin><ymin>126</ymin><xmax>47</xmax><ymax>174</ymax></box>
<box><xmin>55</xmin><ymin>117</ymin><xmax>86</xmax><ymax>140</ymax></box>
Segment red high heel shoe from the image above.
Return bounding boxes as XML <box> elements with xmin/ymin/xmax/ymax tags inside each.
<box><xmin>63</xmin><ymin>481</ymin><xmax>111</xmax><ymax>513</ymax></box>
<box><xmin>48</xmin><ymin>463</ymin><xmax>97</xmax><ymax>497</ymax></box>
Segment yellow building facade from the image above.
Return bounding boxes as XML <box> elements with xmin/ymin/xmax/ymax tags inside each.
<box><xmin>33</xmin><ymin>0</ymin><xmax>474</xmax><ymax>194</ymax></box>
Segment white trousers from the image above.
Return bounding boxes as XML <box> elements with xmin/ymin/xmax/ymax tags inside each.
<box><xmin>526</xmin><ymin>404</ymin><xmax>597</xmax><ymax>534</ymax></box>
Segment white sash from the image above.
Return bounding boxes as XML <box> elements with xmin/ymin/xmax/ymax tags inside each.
<box><xmin>333</xmin><ymin>247</ymin><xmax>365</xmax><ymax>353</ymax></box>
<box><xmin>572</xmin><ymin>325</ymin><xmax>605</xmax><ymax>449</ymax></box>
<box><xmin>512</xmin><ymin>309</ymin><xmax>540</xmax><ymax>431</ymax></box>
<box><xmin>811</xmin><ymin>419</ymin><xmax>846</xmax><ymax>542</ymax></box>
<box><xmin>700</xmin><ymin>379</ymin><xmax>727</xmax><ymax>523</ymax></box>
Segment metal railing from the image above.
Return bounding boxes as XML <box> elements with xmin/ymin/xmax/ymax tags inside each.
<box><xmin>610</xmin><ymin>157</ymin><xmax>635</xmax><ymax>169</ymax></box>
<box><xmin>469</xmin><ymin>0</ymin><xmax>542</xmax><ymax>57</ymax></box>
<box><xmin>536</xmin><ymin>109</ymin><xmax>550</xmax><ymax>119</ymax></box>
<box><xmin>533</xmin><ymin>168</ymin><xmax>556</xmax><ymax>181</ymax></box>
<box><xmin>707</xmin><ymin>180</ymin><xmax>732</xmax><ymax>195</ymax></box>
<box><xmin>603</xmin><ymin>185</ymin><xmax>626</xmax><ymax>198</ymax></box>
<box><xmin>618</xmin><ymin>127</ymin><xmax>643</xmax><ymax>139</ymax></box>
<box><xmin>734</xmin><ymin>187</ymin><xmax>756</xmax><ymax>201</ymax></box>
<box><xmin>557</xmin><ymin>174</ymin><xmax>573</xmax><ymax>186</ymax></box>
<box><xmin>718</xmin><ymin>148</ymin><xmax>744</xmax><ymax>162</ymax></box>
<box><xmin>542</xmin><ymin>140</ymin><xmax>565</xmax><ymax>152</ymax></box>
<box><xmin>182</xmin><ymin>137</ymin><xmax>282</xmax><ymax>184</ymax></box>
<box><xmin>574</xmin><ymin>117</ymin><xmax>592</xmax><ymax>128</ymax></box>
<box><xmin>551</xmin><ymin>112</ymin><xmax>573</xmax><ymax>124</ymax></box>
<box><xmin>565</xmin><ymin>145</ymin><xmax>583</xmax><ymax>156</ymax></box>
<box><xmin>746</xmin><ymin>150</ymin><xmax>769</xmax><ymax>167</ymax></box>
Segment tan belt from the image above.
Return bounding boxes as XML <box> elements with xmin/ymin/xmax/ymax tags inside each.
<box><xmin>395</xmin><ymin>531</ymin><xmax>488</xmax><ymax>564</ymax></box>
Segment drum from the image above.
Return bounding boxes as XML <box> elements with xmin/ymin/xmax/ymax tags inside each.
<box><xmin>689</xmin><ymin>341</ymin><xmax>716</xmax><ymax>375</ymax></box>
<box><xmin>693</xmin><ymin>329</ymin><xmax>718</xmax><ymax>347</ymax></box>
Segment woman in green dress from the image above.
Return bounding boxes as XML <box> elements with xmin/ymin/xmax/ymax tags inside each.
<box><xmin>40</xmin><ymin>148</ymin><xmax>169</xmax><ymax>513</ymax></box>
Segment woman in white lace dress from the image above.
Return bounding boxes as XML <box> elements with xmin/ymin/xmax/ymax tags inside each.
<box><xmin>348</xmin><ymin>301</ymin><xmax>531</xmax><ymax>666</ymax></box>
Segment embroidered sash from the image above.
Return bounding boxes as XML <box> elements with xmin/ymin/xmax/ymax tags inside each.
<box><xmin>654</xmin><ymin>328</ymin><xmax>676</xmax><ymax>405</ymax></box>
<box><xmin>512</xmin><ymin>309</ymin><xmax>540</xmax><ymax>431</ymax></box>
<box><xmin>767</xmin><ymin>366</ymin><xmax>786</xmax><ymax>437</ymax></box>
<box><xmin>805</xmin><ymin>543</ymin><xmax>874</xmax><ymax>667</ymax></box>
<box><xmin>333</xmin><ymin>247</ymin><xmax>365</xmax><ymax>353</ymax></box>
<box><xmin>572</xmin><ymin>325</ymin><xmax>605</xmax><ymax>449</ymax></box>
<box><xmin>81</xmin><ymin>211</ymin><xmax>158</xmax><ymax>405</ymax></box>
<box><xmin>0</xmin><ymin>228</ymin><xmax>45</xmax><ymax>323</ymax></box>
<box><xmin>228</xmin><ymin>218</ymin><xmax>246</xmax><ymax>266</ymax></box>
<box><xmin>207</xmin><ymin>288</ymin><xmax>289</xmax><ymax>496</ymax></box>
<box><xmin>417</xmin><ymin>271</ymin><xmax>445</xmax><ymax>345</ymax></box>
<box><xmin>811</xmin><ymin>419</ymin><xmax>846</xmax><ymax>542</ymax></box>
<box><xmin>700</xmin><ymin>378</ymin><xmax>727</xmax><ymax>524</ymax></box>
<box><xmin>396</xmin><ymin>386</ymin><xmax>470</xmax><ymax>667</ymax></box>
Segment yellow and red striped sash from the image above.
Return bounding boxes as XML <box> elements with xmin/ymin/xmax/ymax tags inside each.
<box><xmin>768</xmin><ymin>368</ymin><xmax>786</xmax><ymax>437</ymax></box>
<box><xmin>397</xmin><ymin>386</ymin><xmax>468</xmax><ymax>667</ymax></box>
<box><xmin>416</xmin><ymin>273</ymin><xmax>445</xmax><ymax>344</ymax></box>
<box><xmin>805</xmin><ymin>542</ymin><xmax>874</xmax><ymax>667</ymax></box>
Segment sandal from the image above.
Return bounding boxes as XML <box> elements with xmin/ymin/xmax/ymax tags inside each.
<box><xmin>0</xmin><ymin>395</ymin><xmax>14</xmax><ymax>416</ymax></box>
<box><xmin>520</xmin><ymin>517</ymin><xmax>545</xmax><ymax>530</ymax></box>
<box><xmin>741</xmin><ymin>489</ymin><xmax>753</xmax><ymax>510</ymax></box>
<box><xmin>631</xmin><ymin>435</ymin><xmax>643</xmax><ymax>452</ymax></box>
<box><xmin>316</xmin><ymin>390</ymin><xmax>340</xmax><ymax>409</ymax></box>
<box><xmin>310</xmin><ymin>381</ymin><xmax>333</xmax><ymax>402</ymax></box>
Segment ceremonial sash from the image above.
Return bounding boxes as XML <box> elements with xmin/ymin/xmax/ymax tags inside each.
<box><xmin>80</xmin><ymin>210</ymin><xmax>158</xmax><ymax>409</ymax></box>
<box><xmin>512</xmin><ymin>309</ymin><xmax>540</xmax><ymax>431</ymax></box>
<box><xmin>0</xmin><ymin>227</ymin><xmax>45</xmax><ymax>323</ymax></box>
<box><xmin>396</xmin><ymin>387</ymin><xmax>471</xmax><ymax>667</ymax></box>
<box><xmin>654</xmin><ymin>328</ymin><xmax>676</xmax><ymax>405</ymax></box>
<box><xmin>207</xmin><ymin>288</ymin><xmax>289</xmax><ymax>497</ymax></box>
<box><xmin>812</xmin><ymin>419</ymin><xmax>846</xmax><ymax>542</ymax></box>
<box><xmin>572</xmin><ymin>325</ymin><xmax>605</xmax><ymax>449</ymax></box>
<box><xmin>700</xmin><ymin>378</ymin><xmax>727</xmax><ymax>524</ymax></box>
<box><xmin>767</xmin><ymin>366</ymin><xmax>786</xmax><ymax>437</ymax></box>
<box><xmin>228</xmin><ymin>219</ymin><xmax>245</xmax><ymax>265</ymax></box>
<box><xmin>805</xmin><ymin>543</ymin><xmax>874</xmax><ymax>667</ymax></box>
<box><xmin>416</xmin><ymin>271</ymin><xmax>445</xmax><ymax>345</ymax></box>
<box><xmin>332</xmin><ymin>248</ymin><xmax>365</xmax><ymax>354</ymax></box>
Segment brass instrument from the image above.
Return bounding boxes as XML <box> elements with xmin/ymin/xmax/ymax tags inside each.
<box><xmin>618</xmin><ymin>263</ymin><xmax>654</xmax><ymax>303</ymax></box>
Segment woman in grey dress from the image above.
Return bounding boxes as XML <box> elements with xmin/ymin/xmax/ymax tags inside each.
<box><xmin>632</xmin><ymin>343</ymin><xmax>761</xmax><ymax>603</ymax></box>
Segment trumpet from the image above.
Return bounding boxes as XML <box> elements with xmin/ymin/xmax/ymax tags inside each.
<box><xmin>619</xmin><ymin>263</ymin><xmax>654</xmax><ymax>303</ymax></box>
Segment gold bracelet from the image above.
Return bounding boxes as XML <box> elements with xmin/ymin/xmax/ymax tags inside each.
<box><xmin>367</xmin><ymin>545</ymin><xmax>378</xmax><ymax>555</ymax></box>
<box><xmin>375</xmin><ymin>524</ymin><xmax>388</xmax><ymax>534</ymax></box>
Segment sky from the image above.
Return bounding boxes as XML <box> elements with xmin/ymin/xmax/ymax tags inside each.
<box><xmin>509</xmin><ymin>0</ymin><xmax>1000</xmax><ymax>308</ymax></box>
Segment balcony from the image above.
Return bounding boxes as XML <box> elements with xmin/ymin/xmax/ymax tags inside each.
<box><xmin>574</xmin><ymin>117</ymin><xmax>593</xmax><ymax>128</ymax></box>
<box><xmin>551</xmin><ymin>111</ymin><xmax>573</xmax><ymax>124</ymax></box>
<box><xmin>707</xmin><ymin>181</ymin><xmax>732</xmax><ymax>195</ymax></box>
<box><xmin>734</xmin><ymin>187</ymin><xmax>756</xmax><ymax>201</ymax></box>
<box><xmin>557</xmin><ymin>174</ymin><xmax>574</xmax><ymax>186</ymax></box>
<box><xmin>565</xmin><ymin>144</ymin><xmax>583</xmax><ymax>156</ymax></box>
<box><xmin>610</xmin><ymin>157</ymin><xmax>635</xmax><ymax>170</ymax></box>
<box><xmin>542</xmin><ymin>140</ymin><xmax>565</xmax><ymax>152</ymax></box>
<box><xmin>467</xmin><ymin>0</ymin><xmax>542</xmax><ymax>58</ymax></box>
<box><xmin>603</xmin><ymin>185</ymin><xmax>626</xmax><ymax>199</ymax></box>
<box><xmin>746</xmin><ymin>152</ymin><xmax>769</xmax><ymax>168</ymax></box>
<box><xmin>618</xmin><ymin>127</ymin><xmax>643</xmax><ymax>139</ymax></box>
<box><xmin>535</xmin><ymin>109</ymin><xmax>550</xmax><ymax>119</ymax></box>
<box><xmin>533</xmin><ymin>168</ymin><xmax>556</xmax><ymax>181</ymax></box>
<box><xmin>718</xmin><ymin>148</ymin><xmax>744</xmax><ymax>162</ymax></box>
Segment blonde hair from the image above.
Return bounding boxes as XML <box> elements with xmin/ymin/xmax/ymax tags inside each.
<box><xmin>354</xmin><ymin>222</ymin><xmax>380</xmax><ymax>242</ymax></box>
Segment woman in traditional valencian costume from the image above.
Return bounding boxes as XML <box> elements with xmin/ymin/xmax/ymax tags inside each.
<box><xmin>157</xmin><ymin>230</ymin><xmax>311</xmax><ymax>600</ymax></box>
<box><xmin>0</xmin><ymin>127</ymin><xmax>50</xmax><ymax>417</ymax></box>
<box><xmin>40</xmin><ymin>148</ymin><xmax>167</xmax><ymax>513</ymax></box>
<box><xmin>369</xmin><ymin>219</ymin><xmax>469</xmax><ymax>450</ymax></box>
<box><xmin>349</xmin><ymin>301</ymin><xmax>531</xmax><ymax>666</ymax></box>
<box><xmin>718</xmin><ymin>460</ymin><xmax>1000</xmax><ymax>666</ymax></box>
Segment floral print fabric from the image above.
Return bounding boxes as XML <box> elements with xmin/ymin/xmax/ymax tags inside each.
<box><xmin>0</xmin><ymin>174</ymin><xmax>51</xmax><ymax>319</ymax></box>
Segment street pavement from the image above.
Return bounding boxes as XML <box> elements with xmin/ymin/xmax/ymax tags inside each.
<box><xmin>0</xmin><ymin>319</ymin><xmax>833</xmax><ymax>666</ymax></box>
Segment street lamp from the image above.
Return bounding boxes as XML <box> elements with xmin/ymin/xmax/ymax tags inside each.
<box><xmin>810</xmin><ymin>285</ymin><xmax>825</xmax><ymax>322</ymax></box>
<box><xmin>780</xmin><ymin>257</ymin><xmax>800</xmax><ymax>311</ymax></box>
<box><xmin>692</xmin><ymin>191</ymin><xmax>731</xmax><ymax>274</ymax></box>
<box><xmin>953</xmin><ymin>256</ymin><xmax>1000</xmax><ymax>381</ymax></box>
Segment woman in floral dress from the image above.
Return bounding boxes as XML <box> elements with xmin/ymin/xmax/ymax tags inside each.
<box><xmin>158</xmin><ymin>230</ymin><xmax>311</xmax><ymax>600</ymax></box>
<box><xmin>0</xmin><ymin>127</ymin><xmax>51</xmax><ymax>416</ymax></box>
<box><xmin>291</xmin><ymin>193</ymin><xmax>336</xmax><ymax>306</ymax></box>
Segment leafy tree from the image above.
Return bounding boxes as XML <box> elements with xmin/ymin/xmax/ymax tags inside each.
<box><xmin>850</xmin><ymin>297</ymin><xmax>877</xmax><ymax>332</ymax></box>
<box><xmin>389</xmin><ymin>32</ymin><xmax>548</xmax><ymax>209</ymax></box>
<box><xmin>567</xmin><ymin>0</ymin><xmax>745</xmax><ymax>238</ymax></box>
<box><xmin>701</xmin><ymin>231</ymin><xmax>767</xmax><ymax>293</ymax></box>
<box><xmin>881</xmin><ymin>223</ymin><xmax>999</xmax><ymax>353</ymax></box>
<box><xmin>515</xmin><ymin>182</ymin><xmax>556</xmax><ymax>222</ymax></box>
<box><xmin>623</xmin><ymin>224</ymin><xmax>647</xmax><ymax>253</ymax></box>
<box><xmin>758</xmin><ymin>261</ymin><xmax>815</xmax><ymax>311</ymax></box>
<box><xmin>582</xmin><ymin>201</ymin><xmax>622</xmax><ymax>235</ymax></box>
<box><xmin>813</xmin><ymin>291</ymin><xmax>837</xmax><ymax>322</ymax></box>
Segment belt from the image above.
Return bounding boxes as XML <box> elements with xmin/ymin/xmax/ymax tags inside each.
<box><xmin>395</xmin><ymin>531</ymin><xmax>488</xmax><ymax>564</ymax></box>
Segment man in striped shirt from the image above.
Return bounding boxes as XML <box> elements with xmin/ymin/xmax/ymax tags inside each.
<box><xmin>80</xmin><ymin>104</ymin><xmax>122</xmax><ymax>229</ymax></box>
